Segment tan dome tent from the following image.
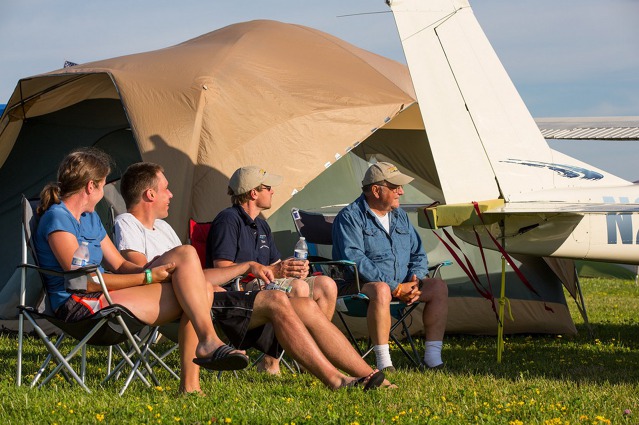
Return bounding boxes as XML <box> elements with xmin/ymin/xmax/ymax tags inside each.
<box><xmin>0</xmin><ymin>20</ymin><xmax>579</xmax><ymax>335</ymax></box>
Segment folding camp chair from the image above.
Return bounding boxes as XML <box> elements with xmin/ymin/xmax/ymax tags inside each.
<box><xmin>16</xmin><ymin>196</ymin><xmax>168</xmax><ymax>395</ymax></box>
<box><xmin>291</xmin><ymin>207</ymin><xmax>451</xmax><ymax>368</ymax></box>
<box><xmin>188</xmin><ymin>218</ymin><xmax>300</xmax><ymax>374</ymax></box>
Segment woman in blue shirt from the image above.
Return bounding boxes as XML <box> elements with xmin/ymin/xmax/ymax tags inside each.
<box><xmin>35</xmin><ymin>147</ymin><xmax>247</xmax><ymax>394</ymax></box>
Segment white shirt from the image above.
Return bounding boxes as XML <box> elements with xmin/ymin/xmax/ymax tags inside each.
<box><xmin>378</xmin><ymin>213</ymin><xmax>390</xmax><ymax>234</ymax></box>
<box><xmin>114</xmin><ymin>213</ymin><xmax>182</xmax><ymax>260</ymax></box>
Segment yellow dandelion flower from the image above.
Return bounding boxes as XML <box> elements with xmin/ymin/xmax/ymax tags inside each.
<box><xmin>579</xmin><ymin>415</ymin><xmax>588</xmax><ymax>421</ymax></box>
<box><xmin>225</xmin><ymin>418</ymin><xmax>232</xmax><ymax>423</ymax></box>
<box><xmin>96</xmin><ymin>413</ymin><xmax>105</xmax><ymax>422</ymax></box>
<box><xmin>147</xmin><ymin>405</ymin><xmax>153</xmax><ymax>412</ymax></box>
<box><xmin>69</xmin><ymin>409</ymin><xmax>74</xmax><ymax>414</ymax></box>
<box><xmin>155</xmin><ymin>386</ymin><xmax>164</xmax><ymax>391</ymax></box>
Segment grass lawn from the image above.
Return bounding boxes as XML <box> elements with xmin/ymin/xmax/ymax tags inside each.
<box><xmin>0</xmin><ymin>277</ymin><xmax>637</xmax><ymax>424</ymax></box>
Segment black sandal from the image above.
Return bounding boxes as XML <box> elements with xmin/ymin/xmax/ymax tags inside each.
<box><xmin>193</xmin><ymin>344</ymin><xmax>249</xmax><ymax>371</ymax></box>
<box><xmin>352</xmin><ymin>369</ymin><xmax>385</xmax><ymax>391</ymax></box>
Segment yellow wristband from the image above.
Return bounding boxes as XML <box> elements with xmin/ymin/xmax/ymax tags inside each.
<box><xmin>144</xmin><ymin>269</ymin><xmax>152</xmax><ymax>284</ymax></box>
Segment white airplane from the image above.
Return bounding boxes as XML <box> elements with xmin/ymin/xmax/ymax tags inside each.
<box><xmin>387</xmin><ymin>0</ymin><xmax>639</xmax><ymax>264</ymax></box>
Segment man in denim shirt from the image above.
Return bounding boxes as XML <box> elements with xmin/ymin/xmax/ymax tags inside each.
<box><xmin>332</xmin><ymin>162</ymin><xmax>448</xmax><ymax>371</ymax></box>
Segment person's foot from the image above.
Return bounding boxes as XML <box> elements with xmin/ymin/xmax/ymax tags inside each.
<box><xmin>256</xmin><ymin>355</ymin><xmax>281</xmax><ymax>375</ymax></box>
<box><xmin>381</xmin><ymin>379</ymin><xmax>398</xmax><ymax>389</ymax></box>
<box><xmin>179</xmin><ymin>387</ymin><xmax>206</xmax><ymax>396</ymax></box>
<box><xmin>193</xmin><ymin>344</ymin><xmax>249</xmax><ymax>371</ymax></box>
<box><xmin>421</xmin><ymin>361</ymin><xmax>446</xmax><ymax>371</ymax></box>
<box><xmin>344</xmin><ymin>370</ymin><xmax>386</xmax><ymax>391</ymax></box>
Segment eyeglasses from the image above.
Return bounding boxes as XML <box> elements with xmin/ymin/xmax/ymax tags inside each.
<box><xmin>260</xmin><ymin>185</ymin><xmax>272</xmax><ymax>191</ymax></box>
<box><xmin>375</xmin><ymin>183</ymin><xmax>403</xmax><ymax>193</ymax></box>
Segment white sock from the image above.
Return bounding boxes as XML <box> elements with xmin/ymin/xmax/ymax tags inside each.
<box><xmin>374</xmin><ymin>344</ymin><xmax>393</xmax><ymax>370</ymax></box>
<box><xmin>423</xmin><ymin>341</ymin><xmax>443</xmax><ymax>367</ymax></box>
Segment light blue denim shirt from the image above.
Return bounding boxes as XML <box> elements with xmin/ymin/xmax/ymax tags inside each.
<box><xmin>332</xmin><ymin>194</ymin><xmax>428</xmax><ymax>290</ymax></box>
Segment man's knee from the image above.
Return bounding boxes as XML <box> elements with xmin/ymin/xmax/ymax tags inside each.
<box><xmin>312</xmin><ymin>276</ymin><xmax>337</xmax><ymax>300</ymax></box>
<box><xmin>255</xmin><ymin>289</ymin><xmax>291</xmax><ymax>315</ymax></box>
<box><xmin>421</xmin><ymin>278</ymin><xmax>448</xmax><ymax>302</ymax></box>
<box><xmin>163</xmin><ymin>244</ymin><xmax>199</xmax><ymax>263</ymax></box>
<box><xmin>363</xmin><ymin>281</ymin><xmax>393</xmax><ymax>304</ymax></box>
<box><xmin>289</xmin><ymin>279</ymin><xmax>310</xmax><ymax>298</ymax></box>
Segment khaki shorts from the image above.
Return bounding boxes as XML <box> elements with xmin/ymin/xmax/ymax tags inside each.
<box><xmin>244</xmin><ymin>275</ymin><xmax>318</xmax><ymax>298</ymax></box>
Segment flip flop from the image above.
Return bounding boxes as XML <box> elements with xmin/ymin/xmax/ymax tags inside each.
<box><xmin>193</xmin><ymin>344</ymin><xmax>250</xmax><ymax>371</ymax></box>
<box><xmin>352</xmin><ymin>370</ymin><xmax>386</xmax><ymax>391</ymax></box>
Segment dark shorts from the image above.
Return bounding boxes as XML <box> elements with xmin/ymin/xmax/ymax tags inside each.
<box><xmin>336</xmin><ymin>279</ymin><xmax>359</xmax><ymax>297</ymax></box>
<box><xmin>212</xmin><ymin>291</ymin><xmax>281</xmax><ymax>358</ymax></box>
<box><xmin>55</xmin><ymin>292</ymin><xmax>106</xmax><ymax>322</ymax></box>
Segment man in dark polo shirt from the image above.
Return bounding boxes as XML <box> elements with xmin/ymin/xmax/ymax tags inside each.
<box><xmin>207</xmin><ymin>166</ymin><xmax>338</xmax><ymax>374</ymax></box>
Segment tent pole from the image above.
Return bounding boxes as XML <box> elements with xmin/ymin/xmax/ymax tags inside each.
<box><xmin>497</xmin><ymin>255</ymin><xmax>506</xmax><ymax>363</ymax></box>
<box><xmin>572</xmin><ymin>267</ymin><xmax>593</xmax><ymax>338</ymax></box>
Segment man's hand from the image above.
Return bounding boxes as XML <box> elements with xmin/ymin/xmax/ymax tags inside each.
<box><xmin>391</xmin><ymin>274</ymin><xmax>421</xmax><ymax>304</ymax></box>
<box><xmin>151</xmin><ymin>262</ymin><xmax>175</xmax><ymax>283</ymax></box>
<box><xmin>278</xmin><ymin>258</ymin><xmax>309</xmax><ymax>279</ymax></box>
<box><xmin>248</xmin><ymin>262</ymin><xmax>275</xmax><ymax>283</ymax></box>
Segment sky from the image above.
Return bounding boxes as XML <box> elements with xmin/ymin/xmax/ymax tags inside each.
<box><xmin>1</xmin><ymin>0</ymin><xmax>638</xmax><ymax>178</ymax></box>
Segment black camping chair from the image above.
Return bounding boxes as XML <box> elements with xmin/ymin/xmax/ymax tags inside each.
<box><xmin>291</xmin><ymin>207</ymin><xmax>451</xmax><ymax>368</ymax></box>
<box><xmin>16</xmin><ymin>196</ymin><xmax>169</xmax><ymax>395</ymax></box>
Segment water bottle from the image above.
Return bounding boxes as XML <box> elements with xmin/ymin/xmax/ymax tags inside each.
<box><xmin>70</xmin><ymin>241</ymin><xmax>90</xmax><ymax>269</ymax></box>
<box><xmin>294</xmin><ymin>237</ymin><xmax>308</xmax><ymax>260</ymax></box>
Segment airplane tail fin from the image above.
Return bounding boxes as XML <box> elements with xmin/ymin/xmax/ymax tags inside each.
<box><xmin>389</xmin><ymin>0</ymin><xmax>627</xmax><ymax>204</ymax></box>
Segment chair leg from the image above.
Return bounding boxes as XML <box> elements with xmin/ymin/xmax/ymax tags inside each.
<box><xmin>16</xmin><ymin>312</ymin><xmax>24</xmax><ymax>387</ymax></box>
<box><xmin>388</xmin><ymin>304</ymin><xmax>422</xmax><ymax>367</ymax></box>
<box><xmin>31</xmin><ymin>334</ymin><xmax>66</xmax><ymax>387</ymax></box>
<box><xmin>81</xmin><ymin>345</ymin><xmax>87</xmax><ymax>382</ymax></box>
<box><xmin>337</xmin><ymin>311</ymin><xmax>364</xmax><ymax>356</ymax></box>
<box><xmin>23</xmin><ymin>313</ymin><xmax>92</xmax><ymax>393</ymax></box>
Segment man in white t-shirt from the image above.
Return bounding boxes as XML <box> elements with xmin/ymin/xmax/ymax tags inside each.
<box><xmin>114</xmin><ymin>162</ymin><xmax>394</xmax><ymax>391</ymax></box>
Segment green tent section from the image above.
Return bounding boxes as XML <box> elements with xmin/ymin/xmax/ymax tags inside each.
<box><xmin>0</xmin><ymin>20</ymin><xmax>577</xmax><ymax>335</ymax></box>
<box><xmin>576</xmin><ymin>261</ymin><xmax>638</xmax><ymax>281</ymax></box>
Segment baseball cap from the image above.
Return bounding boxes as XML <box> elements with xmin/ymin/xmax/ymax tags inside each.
<box><xmin>229</xmin><ymin>166</ymin><xmax>283</xmax><ymax>195</ymax></box>
<box><xmin>362</xmin><ymin>162</ymin><xmax>414</xmax><ymax>186</ymax></box>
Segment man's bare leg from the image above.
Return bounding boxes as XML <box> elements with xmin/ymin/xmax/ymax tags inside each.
<box><xmin>259</xmin><ymin>279</ymin><xmax>310</xmax><ymax>374</ymax></box>
<box><xmin>309</xmin><ymin>276</ymin><xmax>338</xmax><ymax>320</ymax></box>
<box><xmin>419</xmin><ymin>277</ymin><xmax>448</xmax><ymax>367</ymax></box>
<box><xmin>359</xmin><ymin>281</ymin><xmax>395</xmax><ymax>370</ymax></box>
<box><xmin>248</xmin><ymin>291</ymin><xmax>358</xmax><ymax>389</ymax></box>
<box><xmin>289</xmin><ymin>298</ymin><xmax>374</xmax><ymax>377</ymax></box>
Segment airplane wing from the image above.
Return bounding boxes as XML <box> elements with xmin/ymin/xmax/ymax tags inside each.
<box><xmin>535</xmin><ymin>117</ymin><xmax>639</xmax><ymax>140</ymax></box>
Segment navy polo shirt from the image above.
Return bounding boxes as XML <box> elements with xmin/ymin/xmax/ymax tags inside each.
<box><xmin>206</xmin><ymin>205</ymin><xmax>281</xmax><ymax>268</ymax></box>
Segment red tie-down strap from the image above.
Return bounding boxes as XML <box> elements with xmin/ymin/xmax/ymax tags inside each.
<box><xmin>423</xmin><ymin>204</ymin><xmax>499</xmax><ymax>321</ymax></box>
<box><xmin>471</xmin><ymin>201</ymin><xmax>554</xmax><ymax>313</ymax></box>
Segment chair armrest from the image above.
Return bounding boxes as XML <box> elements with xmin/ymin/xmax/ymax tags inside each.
<box><xmin>19</xmin><ymin>262</ymin><xmax>98</xmax><ymax>278</ymax></box>
<box><xmin>309</xmin><ymin>260</ymin><xmax>361</xmax><ymax>292</ymax></box>
<box><xmin>309</xmin><ymin>260</ymin><xmax>356</xmax><ymax>267</ymax></box>
<box><xmin>19</xmin><ymin>262</ymin><xmax>111</xmax><ymax>303</ymax></box>
<box><xmin>427</xmin><ymin>260</ymin><xmax>453</xmax><ymax>278</ymax></box>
